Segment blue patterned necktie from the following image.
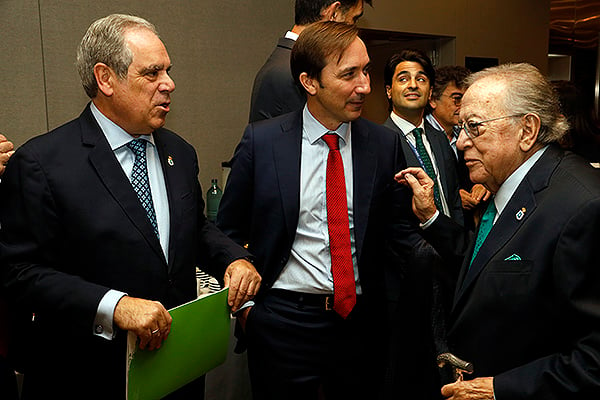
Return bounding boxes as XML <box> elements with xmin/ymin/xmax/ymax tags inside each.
<box><xmin>126</xmin><ymin>139</ymin><xmax>159</xmax><ymax>239</ymax></box>
<box><xmin>469</xmin><ymin>199</ymin><xmax>497</xmax><ymax>267</ymax></box>
<box><xmin>412</xmin><ymin>128</ymin><xmax>443</xmax><ymax>211</ymax></box>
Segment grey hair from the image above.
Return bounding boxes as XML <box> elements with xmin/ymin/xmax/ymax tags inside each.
<box><xmin>76</xmin><ymin>14</ymin><xmax>157</xmax><ymax>98</ymax></box>
<box><xmin>466</xmin><ymin>63</ymin><xmax>569</xmax><ymax>144</ymax></box>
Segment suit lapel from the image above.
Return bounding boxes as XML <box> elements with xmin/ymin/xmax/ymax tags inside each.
<box><xmin>273</xmin><ymin>112</ymin><xmax>302</xmax><ymax>241</ymax></box>
<box><xmin>81</xmin><ymin>107</ymin><xmax>166</xmax><ymax>265</ymax></box>
<box><xmin>425</xmin><ymin>122</ymin><xmax>450</xmax><ymax>198</ymax></box>
<box><xmin>383</xmin><ymin>117</ymin><xmax>419</xmax><ymax>166</ymax></box>
<box><xmin>453</xmin><ymin>146</ymin><xmax>561</xmax><ymax>307</ymax></box>
<box><xmin>352</xmin><ymin>118</ymin><xmax>377</xmax><ymax>262</ymax></box>
<box><xmin>153</xmin><ymin>131</ymin><xmax>179</xmax><ymax>268</ymax></box>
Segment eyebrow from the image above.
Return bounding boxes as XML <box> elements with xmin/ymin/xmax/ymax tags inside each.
<box><xmin>339</xmin><ymin>61</ymin><xmax>371</xmax><ymax>75</ymax></box>
<box><xmin>396</xmin><ymin>70</ymin><xmax>428</xmax><ymax>77</ymax></box>
<box><xmin>140</xmin><ymin>64</ymin><xmax>172</xmax><ymax>74</ymax></box>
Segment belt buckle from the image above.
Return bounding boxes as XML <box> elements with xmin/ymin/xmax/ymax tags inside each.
<box><xmin>325</xmin><ymin>296</ymin><xmax>333</xmax><ymax>311</ymax></box>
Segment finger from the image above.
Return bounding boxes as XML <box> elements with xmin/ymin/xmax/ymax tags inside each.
<box><xmin>0</xmin><ymin>141</ymin><xmax>13</xmax><ymax>153</ymax></box>
<box><xmin>403</xmin><ymin>173</ymin><xmax>422</xmax><ymax>192</ymax></box>
<box><xmin>246</xmin><ymin>279</ymin><xmax>259</xmax><ymax>298</ymax></box>
<box><xmin>481</xmin><ymin>190</ymin><xmax>492</xmax><ymax>202</ymax></box>
<box><xmin>139</xmin><ymin>331</ymin><xmax>151</xmax><ymax>350</ymax></box>
<box><xmin>231</xmin><ymin>278</ymin><xmax>250</xmax><ymax>311</ymax></box>
<box><xmin>440</xmin><ymin>382</ymin><xmax>455</xmax><ymax>397</ymax></box>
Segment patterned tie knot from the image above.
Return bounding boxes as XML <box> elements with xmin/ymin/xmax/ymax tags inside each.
<box><xmin>322</xmin><ymin>132</ymin><xmax>339</xmax><ymax>151</ymax></box>
<box><xmin>412</xmin><ymin>127</ymin><xmax>424</xmax><ymax>140</ymax></box>
<box><xmin>126</xmin><ymin>139</ymin><xmax>147</xmax><ymax>159</ymax></box>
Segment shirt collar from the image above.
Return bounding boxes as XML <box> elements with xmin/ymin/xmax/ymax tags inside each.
<box><xmin>89</xmin><ymin>102</ymin><xmax>155</xmax><ymax>151</ymax></box>
<box><xmin>285</xmin><ymin>31</ymin><xmax>299</xmax><ymax>41</ymax></box>
<box><xmin>389</xmin><ymin>112</ymin><xmax>424</xmax><ymax>137</ymax></box>
<box><xmin>303</xmin><ymin>104</ymin><xmax>350</xmax><ymax>145</ymax></box>
<box><xmin>494</xmin><ymin>146</ymin><xmax>548</xmax><ymax>216</ymax></box>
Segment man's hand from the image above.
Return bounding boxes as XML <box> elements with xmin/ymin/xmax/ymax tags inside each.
<box><xmin>0</xmin><ymin>134</ymin><xmax>15</xmax><ymax>177</ymax></box>
<box><xmin>441</xmin><ymin>377</ymin><xmax>494</xmax><ymax>400</ymax></box>
<box><xmin>113</xmin><ymin>296</ymin><xmax>172</xmax><ymax>351</ymax></box>
<box><xmin>395</xmin><ymin>167</ymin><xmax>437</xmax><ymax>222</ymax></box>
<box><xmin>460</xmin><ymin>184</ymin><xmax>492</xmax><ymax>210</ymax></box>
<box><xmin>224</xmin><ymin>259</ymin><xmax>261</xmax><ymax>312</ymax></box>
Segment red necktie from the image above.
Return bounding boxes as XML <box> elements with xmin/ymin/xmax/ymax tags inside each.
<box><xmin>323</xmin><ymin>132</ymin><xmax>356</xmax><ymax>318</ymax></box>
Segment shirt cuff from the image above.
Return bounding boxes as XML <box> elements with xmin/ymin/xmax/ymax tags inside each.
<box><xmin>419</xmin><ymin>209</ymin><xmax>440</xmax><ymax>229</ymax></box>
<box><xmin>232</xmin><ymin>300</ymin><xmax>255</xmax><ymax>316</ymax></box>
<box><xmin>93</xmin><ymin>289</ymin><xmax>127</xmax><ymax>340</ymax></box>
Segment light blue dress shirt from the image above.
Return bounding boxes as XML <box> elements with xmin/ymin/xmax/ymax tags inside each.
<box><xmin>272</xmin><ymin>105</ymin><xmax>361</xmax><ymax>294</ymax></box>
<box><xmin>90</xmin><ymin>102</ymin><xmax>170</xmax><ymax>339</ymax></box>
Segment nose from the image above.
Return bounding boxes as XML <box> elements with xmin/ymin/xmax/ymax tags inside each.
<box><xmin>456</xmin><ymin>126</ymin><xmax>470</xmax><ymax>151</ymax></box>
<box><xmin>356</xmin><ymin>72</ymin><xmax>371</xmax><ymax>95</ymax></box>
<box><xmin>408</xmin><ymin>77</ymin><xmax>418</xmax><ymax>89</ymax></box>
<box><xmin>160</xmin><ymin>73</ymin><xmax>175</xmax><ymax>93</ymax></box>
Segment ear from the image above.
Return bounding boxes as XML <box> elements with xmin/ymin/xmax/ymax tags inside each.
<box><xmin>322</xmin><ymin>1</ymin><xmax>341</xmax><ymax>21</ymax></box>
<box><xmin>429</xmin><ymin>97</ymin><xmax>438</xmax><ymax>110</ymax></box>
<box><xmin>299</xmin><ymin>72</ymin><xmax>318</xmax><ymax>96</ymax></box>
<box><xmin>385</xmin><ymin>85</ymin><xmax>392</xmax><ymax>100</ymax></box>
<box><xmin>93</xmin><ymin>63</ymin><xmax>116</xmax><ymax>97</ymax></box>
<box><xmin>519</xmin><ymin>113</ymin><xmax>541</xmax><ymax>152</ymax></box>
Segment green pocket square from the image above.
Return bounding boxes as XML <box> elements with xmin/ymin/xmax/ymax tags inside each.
<box><xmin>504</xmin><ymin>254</ymin><xmax>521</xmax><ymax>261</ymax></box>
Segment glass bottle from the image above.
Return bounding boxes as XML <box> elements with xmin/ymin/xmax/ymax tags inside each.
<box><xmin>206</xmin><ymin>178</ymin><xmax>222</xmax><ymax>222</ymax></box>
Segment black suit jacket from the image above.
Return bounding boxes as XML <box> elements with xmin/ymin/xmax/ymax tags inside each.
<box><xmin>423</xmin><ymin>145</ymin><xmax>600</xmax><ymax>399</ymax></box>
<box><xmin>383</xmin><ymin>117</ymin><xmax>465</xmax><ymax>398</ymax></box>
<box><xmin>218</xmin><ymin>110</ymin><xmax>413</xmax><ymax>307</ymax></box>
<box><xmin>383</xmin><ymin>117</ymin><xmax>464</xmax><ymax>225</ymax></box>
<box><xmin>0</xmin><ymin>106</ymin><xmax>249</xmax><ymax>399</ymax></box>
<box><xmin>248</xmin><ymin>37</ymin><xmax>306</xmax><ymax>123</ymax></box>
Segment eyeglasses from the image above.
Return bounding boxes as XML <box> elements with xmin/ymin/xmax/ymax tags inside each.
<box><xmin>457</xmin><ymin>114</ymin><xmax>526</xmax><ymax>139</ymax></box>
<box><xmin>442</xmin><ymin>94</ymin><xmax>463</xmax><ymax>106</ymax></box>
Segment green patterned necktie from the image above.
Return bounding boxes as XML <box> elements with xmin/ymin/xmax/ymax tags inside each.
<box><xmin>412</xmin><ymin>128</ymin><xmax>442</xmax><ymax>211</ymax></box>
<box><xmin>469</xmin><ymin>199</ymin><xmax>497</xmax><ymax>267</ymax></box>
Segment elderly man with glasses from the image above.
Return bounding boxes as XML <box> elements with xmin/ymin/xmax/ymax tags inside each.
<box><xmin>398</xmin><ymin>63</ymin><xmax>600</xmax><ymax>399</ymax></box>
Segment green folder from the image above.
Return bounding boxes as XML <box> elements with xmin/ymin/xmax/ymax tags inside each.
<box><xmin>126</xmin><ymin>288</ymin><xmax>230</xmax><ymax>400</ymax></box>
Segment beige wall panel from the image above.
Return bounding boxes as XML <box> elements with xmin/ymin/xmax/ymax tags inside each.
<box><xmin>0</xmin><ymin>0</ymin><xmax>47</xmax><ymax>146</ymax></box>
<box><xmin>362</xmin><ymin>0</ymin><xmax>550</xmax><ymax>72</ymax></box>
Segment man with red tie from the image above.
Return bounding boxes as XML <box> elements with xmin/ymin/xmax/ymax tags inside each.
<box><xmin>218</xmin><ymin>21</ymin><xmax>415</xmax><ymax>400</ymax></box>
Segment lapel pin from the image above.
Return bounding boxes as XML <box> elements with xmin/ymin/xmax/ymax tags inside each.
<box><xmin>515</xmin><ymin>207</ymin><xmax>526</xmax><ymax>221</ymax></box>
<box><xmin>167</xmin><ymin>156</ymin><xmax>174</xmax><ymax>166</ymax></box>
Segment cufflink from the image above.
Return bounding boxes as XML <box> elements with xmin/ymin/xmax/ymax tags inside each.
<box><xmin>95</xmin><ymin>324</ymin><xmax>104</xmax><ymax>334</ymax></box>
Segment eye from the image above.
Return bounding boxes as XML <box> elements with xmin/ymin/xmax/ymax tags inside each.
<box><xmin>466</xmin><ymin>121</ymin><xmax>482</xmax><ymax>136</ymax></box>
